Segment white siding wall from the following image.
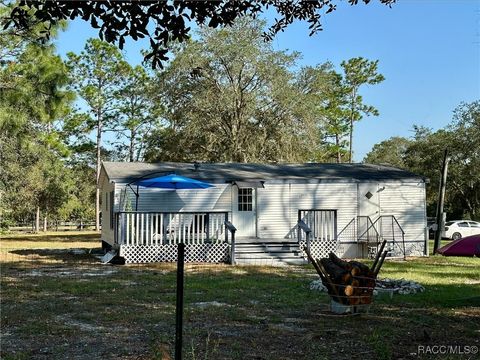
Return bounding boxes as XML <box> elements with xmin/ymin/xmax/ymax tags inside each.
<box><xmin>116</xmin><ymin>183</ymin><xmax>231</xmax><ymax>213</ymax></box>
<box><xmin>101</xmin><ymin>181</ymin><xmax>115</xmax><ymax>245</ymax></box>
<box><xmin>103</xmin><ymin>179</ymin><xmax>426</xmax><ymax>255</ymax></box>
<box><xmin>379</xmin><ymin>181</ymin><xmax>427</xmax><ymax>255</ymax></box>
<box><xmin>257</xmin><ymin>183</ymin><xmax>358</xmax><ymax>240</ymax></box>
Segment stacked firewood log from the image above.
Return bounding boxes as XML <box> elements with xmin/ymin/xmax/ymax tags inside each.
<box><xmin>305</xmin><ymin>240</ymin><xmax>388</xmax><ymax>306</ymax></box>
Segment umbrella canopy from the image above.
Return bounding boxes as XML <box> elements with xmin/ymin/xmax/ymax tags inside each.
<box><xmin>437</xmin><ymin>234</ymin><xmax>480</xmax><ymax>257</ymax></box>
<box><xmin>128</xmin><ymin>174</ymin><xmax>214</xmax><ymax>211</ymax></box>
<box><xmin>135</xmin><ymin>174</ymin><xmax>213</xmax><ymax>190</ymax></box>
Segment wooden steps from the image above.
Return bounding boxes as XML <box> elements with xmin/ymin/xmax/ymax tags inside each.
<box><xmin>234</xmin><ymin>242</ymin><xmax>307</xmax><ymax>266</ymax></box>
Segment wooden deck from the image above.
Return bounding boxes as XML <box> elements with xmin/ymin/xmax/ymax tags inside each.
<box><xmin>111</xmin><ymin>211</ymin><xmax>391</xmax><ymax>264</ymax></box>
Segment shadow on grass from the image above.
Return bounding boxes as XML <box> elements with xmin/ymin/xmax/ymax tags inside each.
<box><xmin>2</xmin><ymin>249</ymin><xmax>102</xmax><ymax>266</ymax></box>
<box><xmin>1</xmin><ymin>232</ymin><xmax>100</xmax><ymax>243</ymax></box>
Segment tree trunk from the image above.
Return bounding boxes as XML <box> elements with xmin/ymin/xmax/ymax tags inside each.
<box><xmin>336</xmin><ymin>133</ymin><xmax>341</xmax><ymax>163</ymax></box>
<box><xmin>43</xmin><ymin>213</ymin><xmax>47</xmax><ymax>232</ymax></box>
<box><xmin>35</xmin><ymin>206</ymin><xmax>40</xmax><ymax>233</ymax></box>
<box><xmin>348</xmin><ymin>88</ymin><xmax>357</xmax><ymax>163</ymax></box>
<box><xmin>95</xmin><ymin>112</ymin><xmax>102</xmax><ymax>232</ymax></box>
<box><xmin>129</xmin><ymin>129</ymin><xmax>135</xmax><ymax>162</ymax></box>
<box><xmin>349</xmin><ymin>116</ymin><xmax>353</xmax><ymax>163</ymax></box>
<box><xmin>0</xmin><ymin>190</ymin><xmax>3</xmax><ymax>229</ymax></box>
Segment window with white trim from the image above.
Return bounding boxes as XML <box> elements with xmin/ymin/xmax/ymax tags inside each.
<box><xmin>238</xmin><ymin>188</ymin><xmax>253</xmax><ymax>211</ymax></box>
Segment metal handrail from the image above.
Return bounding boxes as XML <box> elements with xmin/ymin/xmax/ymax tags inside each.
<box><xmin>369</xmin><ymin>215</ymin><xmax>406</xmax><ymax>259</ymax></box>
<box><xmin>297</xmin><ymin>219</ymin><xmax>312</xmax><ymax>259</ymax></box>
<box><xmin>391</xmin><ymin>216</ymin><xmax>406</xmax><ymax>259</ymax></box>
<box><xmin>356</xmin><ymin>216</ymin><xmax>380</xmax><ymax>243</ymax></box>
<box><xmin>224</xmin><ymin>220</ymin><xmax>237</xmax><ymax>265</ymax></box>
<box><xmin>392</xmin><ymin>216</ymin><xmax>405</xmax><ymax>235</ymax></box>
<box><xmin>337</xmin><ymin>217</ymin><xmax>356</xmax><ymax>240</ymax></box>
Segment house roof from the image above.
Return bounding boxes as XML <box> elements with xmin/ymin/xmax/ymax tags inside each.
<box><xmin>101</xmin><ymin>161</ymin><xmax>425</xmax><ymax>184</ymax></box>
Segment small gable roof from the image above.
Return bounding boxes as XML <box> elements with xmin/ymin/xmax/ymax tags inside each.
<box><xmin>101</xmin><ymin>161</ymin><xmax>425</xmax><ymax>185</ymax></box>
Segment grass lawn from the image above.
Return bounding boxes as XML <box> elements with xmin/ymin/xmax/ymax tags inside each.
<box><xmin>1</xmin><ymin>232</ymin><xmax>479</xmax><ymax>359</ymax></box>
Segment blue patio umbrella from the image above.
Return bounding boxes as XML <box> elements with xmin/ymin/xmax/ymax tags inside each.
<box><xmin>136</xmin><ymin>174</ymin><xmax>214</xmax><ymax>190</ymax></box>
<box><xmin>128</xmin><ymin>174</ymin><xmax>214</xmax><ymax>210</ymax></box>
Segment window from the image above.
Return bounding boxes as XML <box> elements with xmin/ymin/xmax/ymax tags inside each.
<box><xmin>468</xmin><ymin>222</ymin><xmax>480</xmax><ymax>228</ymax></box>
<box><xmin>238</xmin><ymin>188</ymin><xmax>253</xmax><ymax>211</ymax></box>
<box><xmin>457</xmin><ymin>222</ymin><xmax>469</xmax><ymax>228</ymax></box>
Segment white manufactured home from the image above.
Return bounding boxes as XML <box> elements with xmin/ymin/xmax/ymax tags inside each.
<box><xmin>99</xmin><ymin>162</ymin><xmax>428</xmax><ymax>264</ymax></box>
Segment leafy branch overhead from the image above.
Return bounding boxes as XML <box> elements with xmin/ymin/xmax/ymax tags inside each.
<box><xmin>5</xmin><ymin>0</ymin><xmax>396</xmax><ymax>68</ymax></box>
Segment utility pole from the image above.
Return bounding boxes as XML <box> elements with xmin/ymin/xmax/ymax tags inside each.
<box><xmin>434</xmin><ymin>149</ymin><xmax>450</xmax><ymax>254</ymax></box>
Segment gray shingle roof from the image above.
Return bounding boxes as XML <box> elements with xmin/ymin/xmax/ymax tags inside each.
<box><xmin>102</xmin><ymin>161</ymin><xmax>425</xmax><ymax>184</ymax></box>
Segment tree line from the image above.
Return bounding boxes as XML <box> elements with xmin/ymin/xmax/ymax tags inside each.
<box><xmin>1</xmin><ymin>14</ymin><xmax>386</xmax><ymax>231</ymax></box>
<box><xmin>364</xmin><ymin>100</ymin><xmax>480</xmax><ymax>221</ymax></box>
<box><xmin>1</xmin><ymin>7</ymin><xmax>476</xmax><ymax>230</ymax></box>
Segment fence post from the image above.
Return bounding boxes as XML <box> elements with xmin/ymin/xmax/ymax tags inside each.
<box><xmin>175</xmin><ymin>243</ymin><xmax>185</xmax><ymax>360</ymax></box>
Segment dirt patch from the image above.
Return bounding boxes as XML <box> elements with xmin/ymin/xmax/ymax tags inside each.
<box><xmin>465</xmin><ymin>279</ymin><xmax>480</xmax><ymax>285</ymax></box>
<box><xmin>56</xmin><ymin>315</ymin><xmax>107</xmax><ymax>332</ymax></box>
<box><xmin>24</xmin><ymin>266</ymin><xmax>118</xmax><ymax>277</ymax></box>
<box><xmin>192</xmin><ymin>301</ymin><xmax>231</xmax><ymax>308</ymax></box>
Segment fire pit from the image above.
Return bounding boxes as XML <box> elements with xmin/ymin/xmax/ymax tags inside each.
<box><xmin>305</xmin><ymin>240</ymin><xmax>388</xmax><ymax>314</ymax></box>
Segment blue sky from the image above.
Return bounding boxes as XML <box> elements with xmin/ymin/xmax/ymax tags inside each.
<box><xmin>55</xmin><ymin>0</ymin><xmax>479</xmax><ymax>162</ymax></box>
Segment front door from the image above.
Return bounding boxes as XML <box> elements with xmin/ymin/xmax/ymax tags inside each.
<box><xmin>357</xmin><ymin>183</ymin><xmax>381</xmax><ymax>238</ymax></box>
<box><xmin>358</xmin><ymin>183</ymin><xmax>380</xmax><ymax>218</ymax></box>
<box><xmin>233</xmin><ymin>187</ymin><xmax>257</xmax><ymax>237</ymax></box>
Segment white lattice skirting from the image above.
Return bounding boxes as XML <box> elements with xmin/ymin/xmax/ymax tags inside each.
<box><xmin>119</xmin><ymin>243</ymin><xmax>230</xmax><ymax>264</ymax></box>
<box><xmin>299</xmin><ymin>240</ymin><xmax>338</xmax><ymax>260</ymax></box>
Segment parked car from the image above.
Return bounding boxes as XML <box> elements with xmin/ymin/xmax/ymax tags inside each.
<box><xmin>444</xmin><ymin>220</ymin><xmax>480</xmax><ymax>240</ymax></box>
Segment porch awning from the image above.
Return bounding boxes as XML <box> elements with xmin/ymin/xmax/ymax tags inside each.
<box><xmin>232</xmin><ymin>180</ymin><xmax>265</xmax><ymax>188</ymax></box>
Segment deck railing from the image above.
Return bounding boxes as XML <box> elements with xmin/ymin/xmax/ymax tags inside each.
<box><xmin>115</xmin><ymin>211</ymin><xmax>230</xmax><ymax>245</ymax></box>
<box><xmin>298</xmin><ymin>209</ymin><xmax>337</xmax><ymax>242</ymax></box>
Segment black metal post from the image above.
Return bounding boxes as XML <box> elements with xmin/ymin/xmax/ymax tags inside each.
<box><xmin>231</xmin><ymin>230</ymin><xmax>236</xmax><ymax>265</ymax></box>
<box><xmin>175</xmin><ymin>243</ymin><xmax>185</xmax><ymax>360</ymax></box>
<box><xmin>306</xmin><ymin>230</ymin><xmax>311</xmax><ymax>257</ymax></box>
<box><xmin>224</xmin><ymin>212</ymin><xmax>229</xmax><ymax>243</ymax></box>
<box><xmin>224</xmin><ymin>220</ymin><xmax>236</xmax><ymax>265</ymax></box>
